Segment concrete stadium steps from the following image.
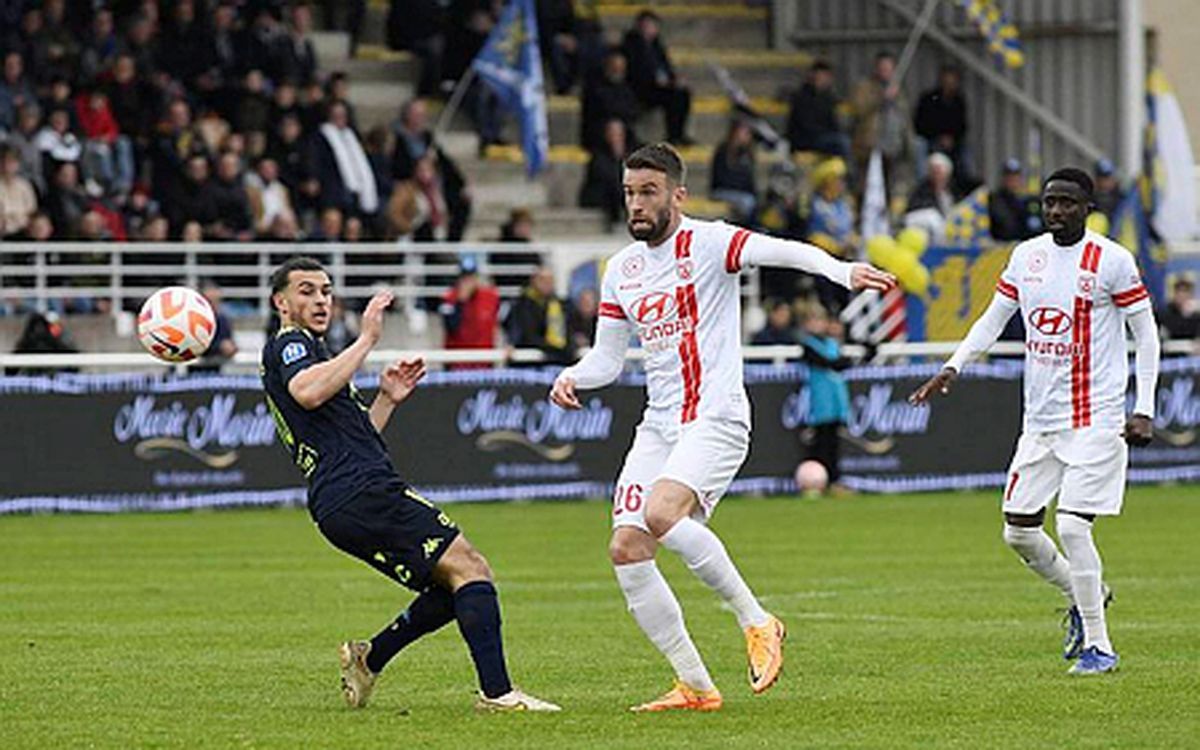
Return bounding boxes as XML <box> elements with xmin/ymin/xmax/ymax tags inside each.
<box><xmin>356</xmin><ymin>1</ymin><xmax>770</xmax><ymax>53</ymax></box>
<box><xmin>465</xmin><ymin>205</ymin><xmax>612</xmax><ymax>242</ymax></box>
<box><xmin>593</xmin><ymin>3</ymin><xmax>770</xmax><ymax>48</ymax></box>
<box><xmin>466</xmin><ymin>146</ymin><xmax>785</xmax><ymax>208</ymax></box>
<box><xmin>546</xmin><ymin>93</ymin><xmax>787</xmax><ymax>147</ymax></box>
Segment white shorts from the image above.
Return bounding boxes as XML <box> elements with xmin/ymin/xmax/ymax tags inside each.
<box><xmin>611</xmin><ymin>417</ymin><xmax>750</xmax><ymax>532</ymax></box>
<box><xmin>1002</xmin><ymin>427</ymin><xmax>1128</xmax><ymax>517</ymax></box>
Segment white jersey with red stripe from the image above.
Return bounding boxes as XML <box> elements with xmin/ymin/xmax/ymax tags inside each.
<box><xmin>997</xmin><ymin>230</ymin><xmax>1152</xmax><ymax>433</ymax></box>
<box><xmin>596</xmin><ymin>216</ymin><xmax>758</xmax><ymax>426</ymax></box>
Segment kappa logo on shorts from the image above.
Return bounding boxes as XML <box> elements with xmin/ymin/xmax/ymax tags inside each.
<box><xmin>281</xmin><ymin>341</ymin><xmax>307</xmax><ymax>365</ymax></box>
<box><xmin>422</xmin><ymin>537</ymin><xmax>443</xmax><ymax>559</ymax></box>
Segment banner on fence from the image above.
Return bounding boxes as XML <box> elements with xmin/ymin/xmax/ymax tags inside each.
<box><xmin>3</xmin><ymin>360</ymin><xmax>1199</xmax><ymax>513</ymax></box>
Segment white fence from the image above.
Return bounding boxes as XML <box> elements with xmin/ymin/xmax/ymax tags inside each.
<box><xmin>0</xmin><ymin>241</ymin><xmax>647</xmax><ymax>315</ymax></box>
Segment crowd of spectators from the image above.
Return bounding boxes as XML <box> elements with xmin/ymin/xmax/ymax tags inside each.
<box><xmin>0</xmin><ymin>0</ymin><xmax>483</xmax><ymax>250</ymax></box>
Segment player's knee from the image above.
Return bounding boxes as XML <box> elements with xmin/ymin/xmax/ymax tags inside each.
<box><xmin>465</xmin><ymin>548</ymin><xmax>493</xmax><ymax>581</ymax></box>
<box><xmin>1003</xmin><ymin>520</ymin><xmax>1032</xmax><ymax>549</ymax></box>
<box><xmin>609</xmin><ymin>534</ymin><xmax>654</xmax><ymax>565</ymax></box>
<box><xmin>1056</xmin><ymin>512</ymin><xmax>1092</xmax><ymax>546</ymax></box>
<box><xmin>643</xmin><ymin>506</ymin><xmax>678</xmax><ymax>538</ymax></box>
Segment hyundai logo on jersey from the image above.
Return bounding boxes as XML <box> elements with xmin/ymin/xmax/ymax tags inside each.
<box><xmin>632</xmin><ymin>292</ymin><xmax>678</xmax><ymax>325</ymax></box>
<box><xmin>1028</xmin><ymin>306</ymin><xmax>1073</xmax><ymax>336</ymax></box>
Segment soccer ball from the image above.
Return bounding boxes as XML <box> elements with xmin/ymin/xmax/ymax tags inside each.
<box><xmin>794</xmin><ymin>460</ymin><xmax>829</xmax><ymax>494</ymax></box>
<box><xmin>137</xmin><ymin>286</ymin><xmax>216</xmax><ymax>362</ymax></box>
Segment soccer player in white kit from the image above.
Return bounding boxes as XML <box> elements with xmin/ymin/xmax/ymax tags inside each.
<box><xmin>549</xmin><ymin>144</ymin><xmax>895</xmax><ymax>710</ymax></box>
<box><xmin>911</xmin><ymin>168</ymin><xmax>1160</xmax><ymax>675</ymax></box>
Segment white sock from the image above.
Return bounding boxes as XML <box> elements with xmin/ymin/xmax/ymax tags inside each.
<box><xmin>1002</xmin><ymin>524</ymin><xmax>1075</xmax><ymax>604</ymax></box>
<box><xmin>1056</xmin><ymin>513</ymin><xmax>1113</xmax><ymax>654</ymax></box>
<box><xmin>659</xmin><ymin>518</ymin><xmax>770</xmax><ymax>629</ymax></box>
<box><xmin>613</xmin><ymin>560</ymin><xmax>715</xmax><ymax>691</ymax></box>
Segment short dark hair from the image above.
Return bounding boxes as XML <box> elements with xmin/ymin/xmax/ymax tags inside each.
<box><xmin>270</xmin><ymin>256</ymin><xmax>326</xmax><ymax>294</ymax></box>
<box><xmin>635</xmin><ymin>9</ymin><xmax>661</xmax><ymax>24</ymax></box>
<box><xmin>1044</xmin><ymin>167</ymin><xmax>1095</xmax><ymax>200</ymax></box>
<box><xmin>624</xmin><ymin>142</ymin><xmax>686</xmax><ymax>186</ymax></box>
<box><xmin>811</xmin><ymin>59</ymin><xmax>833</xmax><ymax>73</ymax></box>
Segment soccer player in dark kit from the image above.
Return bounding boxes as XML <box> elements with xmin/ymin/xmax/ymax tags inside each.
<box><xmin>261</xmin><ymin>256</ymin><xmax>560</xmax><ymax>711</ymax></box>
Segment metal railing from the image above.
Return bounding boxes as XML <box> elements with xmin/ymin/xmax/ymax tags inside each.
<box><xmin>0</xmin><ymin>241</ymin><xmax>625</xmax><ymax>315</ymax></box>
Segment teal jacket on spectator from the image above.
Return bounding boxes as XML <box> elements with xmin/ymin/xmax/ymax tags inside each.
<box><xmin>801</xmin><ymin>333</ymin><xmax>850</xmax><ymax>425</ymax></box>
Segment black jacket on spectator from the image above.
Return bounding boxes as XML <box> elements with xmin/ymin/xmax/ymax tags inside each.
<box><xmin>104</xmin><ymin>78</ymin><xmax>155</xmax><ymax>141</ymax></box>
<box><xmin>158</xmin><ymin>19</ymin><xmax>212</xmax><ymax>87</ymax></box>
<box><xmin>711</xmin><ymin>142</ymin><xmax>755</xmax><ymax>196</ymax></box>
<box><xmin>505</xmin><ymin>290</ymin><xmax>573</xmax><ymax>365</ymax></box>
<box><xmin>1161</xmin><ymin>302</ymin><xmax>1200</xmax><ymax>341</ymax></box>
<box><xmin>306</xmin><ymin>130</ymin><xmax>377</xmax><ymax>216</ymax></box>
<box><xmin>167</xmin><ymin>177</ymin><xmax>220</xmax><ymax>235</ymax></box>
<box><xmin>914</xmin><ymin>88</ymin><xmax>967</xmax><ymax>144</ymax></box>
<box><xmin>211</xmin><ymin>177</ymin><xmax>254</xmax><ymax>234</ymax></box>
<box><xmin>786</xmin><ymin>82</ymin><xmax>840</xmax><ymax>152</ymax></box>
<box><xmin>580</xmin><ymin>78</ymin><xmax>640</xmax><ymax>152</ymax></box>
<box><xmin>276</xmin><ymin>34</ymin><xmax>318</xmax><ymax>85</ymax></box>
<box><xmin>988</xmin><ymin>188</ymin><xmax>1040</xmax><ymax>241</ymax></box>
<box><xmin>578</xmin><ymin>149</ymin><xmax>624</xmax><ymax>226</ymax></box>
<box><xmin>621</xmin><ymin>30</ymin><xmax>676</xmax><ymax>100</ymax></box>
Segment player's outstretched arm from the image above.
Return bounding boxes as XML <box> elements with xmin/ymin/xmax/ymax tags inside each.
<box><xmin>288</xmin><ymin>289</ymin><xmax>392</xmax><ymax>410</ymax></box>
<box><xmin>1124</xmin><ymin>306</ymin><xmax>1161</xmax><ymax>446</ymax></box>
<box><xmin>370</xmin><ymin>357</ymin><xmax>427</xmax><ymax>432</ymax></box>
<box><xmin>550</xmin><ymin>319</ymin><xmax>629</xmax><ymax>410</ymax></box>
<box><xmin>735</xmin><ymin>232</ymin><xmax>896</xmax><ymax>291</ymax></box>
<box><xmin>908</xmin><ymin>291</ymin><xmax>1017</xmax><ymax>406</ymax></box>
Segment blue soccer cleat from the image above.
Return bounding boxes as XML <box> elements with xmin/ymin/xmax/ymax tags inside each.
<box><xmin>1061</xmin><ymin>585</ymin><xmax>1114</xmax><ymax>661</ymax></box>
<box><xmin>1068</xmin><ymin>646</ymin><xmax>1119</xmax><ymax>675</ymax></box>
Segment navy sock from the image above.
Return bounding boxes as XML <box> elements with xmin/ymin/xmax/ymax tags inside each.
<box><xmin>367</xmin><ymin>587</ymin><xmax>456</xmax><ymax>673</ymax></box>
<box><xmin>453</xmin><ymin>580</ymin><xmax>513</xmax><ymax>698</ymax></box>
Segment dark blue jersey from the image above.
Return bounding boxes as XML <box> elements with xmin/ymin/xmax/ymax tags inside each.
<box><xmin>261</xmin><ymin>327</ymin><xmax>399</xmax><ymax>520</ymax></box>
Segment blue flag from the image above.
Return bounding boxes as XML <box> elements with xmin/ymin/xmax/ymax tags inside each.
<box><xmin>471</xmin><ymin>0</ymin><xmax>549</xmax><ymax>176</ymax></box>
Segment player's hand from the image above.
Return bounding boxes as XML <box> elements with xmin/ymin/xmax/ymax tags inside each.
<box><xmin>849</xmin><ymin>263</ymin><xmax>897</xmax><ymax>292</ymax></box>
<box><xmin>549</xmin><ymin>374</ymin><xmax>581</xmax><ymax>410</ymax></box>
<box><xmin>908</xmin><ymin>367</ymin><xmax>958</xmax><ymax>405</ymax></box>
<box><xmin>359</xmin><ymin>289</ymin><xmax>395</xmax><ymax>346</ymax></box>
<box><xmin>1123</xmin><ymin>414</ymin><xmax>1153</xmax><ymax>447</ymax></box>
<box><xmin>380</xmin><ymin>357</ymin><xmax>426</xmax><ymax>405</ymax></box>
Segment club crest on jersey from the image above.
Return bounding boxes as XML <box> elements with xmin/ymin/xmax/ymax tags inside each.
<box><xmin>622</xmin><ymin>255</ymin><xmax>645</xmax><ymax>278</ymax></box>
<box><xmin>1027</xmin><ymin>249</ymin><xmax>1048</xmax><ymax>273</ymax></box>
<box><xmin>1077</xmin><ymin>273</ymin><xmax>1096</xmax><ymax>297</ymax></box>
<box><xmin>281</xmin><ymin>341</ymin><xmax>307</xmax><ymax>365</ymax></box>
<box><xmin>1028</xmin><ymin>306</ymin><xmax>1073</xmax><ymax>336</ymax></box>
<box><xmin>632</xmin><ymin>291</ymin><xmax>677</xmax><ymax>324</ymax></box>
<box><xmin>676</xmin><ymin>259</ymin><xmax>694</xmax><ymax>280</ymax></box>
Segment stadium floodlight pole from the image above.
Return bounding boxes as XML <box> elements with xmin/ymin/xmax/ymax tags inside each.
<box><xmin>434</xmin><ymin>66</ymin><xmax>479</xmax><ymax>136</ymax></box>
<box><xmin>891</xmin><ymin>0</ymin><xmax>941</xmax><ymax>91</ymax></box>
<box><xmin>1118</xmin><ymin>0</ymin><xmax>1145</xmax><ymax>179</ymax></box>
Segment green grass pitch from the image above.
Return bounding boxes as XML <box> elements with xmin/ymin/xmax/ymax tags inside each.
<box><xmin>3</xmin><ymin>488</ymin><xmax>1199</xmax><ymax>749</ymax></box>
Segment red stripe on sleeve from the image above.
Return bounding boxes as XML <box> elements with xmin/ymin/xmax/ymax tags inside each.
<box><xmin>724</xmin><ymin>229</ymin><xmax>751</xmax><ymax>273</ymax></box>
<box><xmin>1113</xmin><ymin>284</ymin><xmax>1150</xmax><ymax>307</ymax></box>
<box><xmin>996</xmin><ymin>280</ymin><xmax>1019</xmax><ymax>300</ymax></box>
<box><xmin>598</xmin><ymin>302</ymin><xmax>626</xmax><ymax>319</ymax></box>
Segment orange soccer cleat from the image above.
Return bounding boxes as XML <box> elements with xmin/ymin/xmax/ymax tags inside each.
<box><xmin>745</xmin><ymin>614</ymin><xmax>786</xmax><ymax>694</ymax></box>
<box><xmin>629</xmin><ymin>681</ymin><xmax>723</xmax><ymax>713</ymax></box>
